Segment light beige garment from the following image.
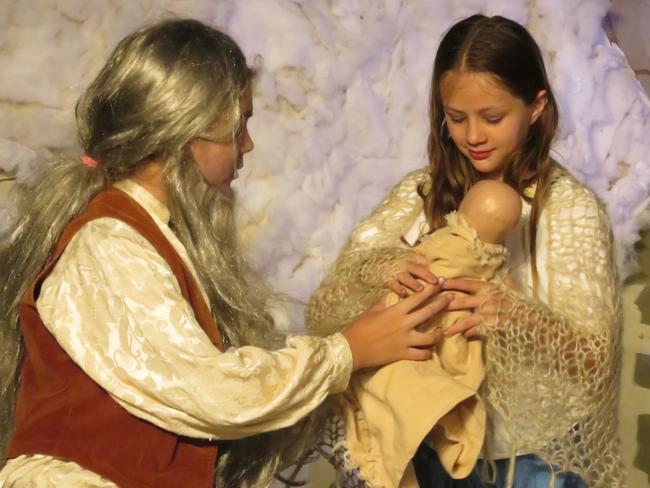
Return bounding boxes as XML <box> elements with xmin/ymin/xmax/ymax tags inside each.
<box><xmin>0</xmin><ymin>179</ymin><xmax>352</xmax><ymax>486</ymax></box>
<box><xmin>339</xmin><ymin>213</ymin><xmax>507</xmax><ymax>488</ymax></box>
<box><xmin>0</xmin><ymin>456</ymin><xmax>115</xmax><ymax>488</ymax></box>
<box><xmin>307</xmin><ymin>166</ymin><xmax>624</xmax><ymax>487</ymax></box>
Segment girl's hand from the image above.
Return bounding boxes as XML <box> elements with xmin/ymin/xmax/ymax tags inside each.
<box><xmin>385</xmin><ymin>253</ymin><xmax>438</xmax><ymax>296</ymax></box>
<box><xmin>343</xmin><ymin>283</ymin><xmax>452</xmax><ymax>371</ymax></box>
<box><xmin>442</xmin><ymin>278</ymin><xmax>514</xmax><ymax>338</ymax></box>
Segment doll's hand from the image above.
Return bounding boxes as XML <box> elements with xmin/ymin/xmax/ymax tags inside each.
<box><xmin>442</xmin><ymin>278</ymin><xmax>514</xmax><ymax>338</ymax></box>
<box><xmin>385</xmin><ymin>253</ymin><xmax>438</xmax><ymax>297</ymax></box>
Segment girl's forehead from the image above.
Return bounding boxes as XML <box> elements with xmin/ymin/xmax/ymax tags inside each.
<box><xmin>440</xmin><ymin>70</ymin><xmax>517</xmax><ymax>108</ymax></box>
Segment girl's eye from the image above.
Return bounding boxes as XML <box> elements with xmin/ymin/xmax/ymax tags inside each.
<box><xmin>485</xmin><ymin>116</ymin><xmax>503</xmax><ymax>124</ymax></box>
<box><xmin>448</xmin><ymin>115</ymin><xmax>465</xmax><ymax>123</ymax></box>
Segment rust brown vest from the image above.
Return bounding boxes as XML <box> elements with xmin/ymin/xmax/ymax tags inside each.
<box><xmin>8</xmin><ymin>187</ymin><xmax>224</xmax><ymax>488</ymax></box>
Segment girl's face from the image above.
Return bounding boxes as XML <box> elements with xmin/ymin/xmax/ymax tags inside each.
<box><xmin>190</xmin><ymin>84</ymin><xmax>254</xmax><ymax>191</ymax></box>
<box><xmin>440</xmin><ymin>70</ymin><xmax>547</xmax><ymax>180</ymax></box>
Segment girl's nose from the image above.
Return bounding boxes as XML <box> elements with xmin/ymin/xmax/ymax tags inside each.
<box><xmin>466</xmin><ymin>119</ymin><xmax>487</xmax><ymax>146</ymax></box>
<box><xmin>240</xmin><ymin>129</ymin><xmax>254</xmax><ymax>155</ymax></box>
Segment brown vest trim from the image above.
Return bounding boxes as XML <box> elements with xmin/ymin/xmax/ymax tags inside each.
<box><xmin>30</xmin><ymin>187</ymin><xmax>224</xmax><ymax>350</ymax></box>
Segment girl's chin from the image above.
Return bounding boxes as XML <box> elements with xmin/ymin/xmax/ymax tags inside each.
<box><xmin>467</xmin><ymin>159</ymin><xmax>506</xmax><ymax>179</ymax></box>
<box><xmin>200</xmin><ymin>176</ymin><xmax>235</xmax><ymax>194</ymax></box>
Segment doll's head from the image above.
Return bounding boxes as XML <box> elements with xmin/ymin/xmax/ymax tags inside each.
<box><xmin>76</xmin><ymin>19</ymin><xmax>254</xmax><ymax>182</ymax></box>
<box><xmin>459</xmin><ymin>180</ymin><xmax>522</xmax><ymax>244</ymax></box>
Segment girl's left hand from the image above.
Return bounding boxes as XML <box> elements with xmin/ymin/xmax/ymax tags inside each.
<box><xmin>442</xmin><ymin>278</ymin><xmax>513</xmax><ymax>338</ymax></box>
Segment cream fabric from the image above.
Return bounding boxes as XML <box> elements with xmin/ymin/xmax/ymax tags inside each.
<box><xmin>0</xmin><ymin>179</ymin><xmax>352</xmax><ymax>486</ymax></box>
<box><xmin>405</xmin><ymin>192</ymin><xmax>542</xmax><ymax>460</ymax></box>
<box><xmin>339</xmin><ymin>213</ymin><xmax>507</xmax><ymax>487</ymax></box>
<box><xmin>307</xmin><ymin>165</ymin><xmax>624</xmax><ymax>487</ymax></box>
<box><xmin>0</xmin><ymin>456</ymin><xmax>115</xmax><ymax>488</ymax></box>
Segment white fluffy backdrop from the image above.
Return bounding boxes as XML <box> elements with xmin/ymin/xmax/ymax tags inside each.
<box><xmin>1</xmin><ymin>0</ymin><xmax>649</xmax><ymax>331</ymax></box>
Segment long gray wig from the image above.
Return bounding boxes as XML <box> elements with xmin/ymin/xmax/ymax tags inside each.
<box><xmin>0</xmin><ymin>18</ymin><xmax>323</xmax><ymax>486</ymax></box>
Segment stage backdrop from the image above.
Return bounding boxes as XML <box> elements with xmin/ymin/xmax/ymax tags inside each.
<box><xmin>0</xmin><ymin>0</ymin><xmax>648</xmax><ymax>485</ymax></box>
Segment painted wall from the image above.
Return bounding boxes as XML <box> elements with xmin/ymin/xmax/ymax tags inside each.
<box><xmin>0</xmin><ymin>1</ymin><xmax>648</xmax><ymax>486</ymax></box>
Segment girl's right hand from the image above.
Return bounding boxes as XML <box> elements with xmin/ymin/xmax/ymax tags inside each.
<box><xmin>385</xmin><ymin>253</ymin><xmax>438</xmax><ymax>297</ymax></box>
<box><xmin>342</xmin><ymin>283</ymin><xmax>451</xmax><ymax>371</ymax></box>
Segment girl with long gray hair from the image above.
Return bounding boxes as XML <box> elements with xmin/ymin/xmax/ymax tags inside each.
<box><xmin>0</xmin><ymin>19</ymin><xmax>450</xmax><ymax>487</ymax></box>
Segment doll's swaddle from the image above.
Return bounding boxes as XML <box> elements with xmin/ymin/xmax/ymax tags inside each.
<box><xmin>338</xmin><ymin>213</ymin><xmax>508</xmax><ymax>488</ymax></box>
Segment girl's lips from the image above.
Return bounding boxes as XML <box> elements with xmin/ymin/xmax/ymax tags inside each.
<box><xmin>468</xmin><ymin>149</ymin><xmax>493</xmax><ymax>160</ymax></box>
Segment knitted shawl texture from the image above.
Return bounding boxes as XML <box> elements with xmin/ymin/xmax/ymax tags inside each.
<box><xmin>306</xmin><ymin>166</ymin><xmax>624</xmax><ymax>487</ymax></box>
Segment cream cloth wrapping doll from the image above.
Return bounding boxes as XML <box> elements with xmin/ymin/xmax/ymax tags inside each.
<box><xmin>338</xmin><ymin>180</ymin><xmax>522</xmax><ymax>488</ymax></box>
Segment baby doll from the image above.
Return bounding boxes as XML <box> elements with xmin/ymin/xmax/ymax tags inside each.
<box><xmin>338</xmin><ymin>179</ymin><xmax>522</xmax><ymax>488</ymax></box>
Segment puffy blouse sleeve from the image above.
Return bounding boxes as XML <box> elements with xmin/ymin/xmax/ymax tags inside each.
<box><xmin>36</xmin><ymin>217</ymin><xmax>353</xmax><ymax>441</ymax></box>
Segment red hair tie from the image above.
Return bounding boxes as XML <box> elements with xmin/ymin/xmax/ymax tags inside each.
<box><xmin>80</xmin><ymin>155</ymin><xmax>99</xmax><ymax>168</ymax></box>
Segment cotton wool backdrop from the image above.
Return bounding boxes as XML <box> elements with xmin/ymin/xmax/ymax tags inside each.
<box><xmin>0</xmin><ymin>0</ymin><xmax>649</xmax><ymax>486</ymax></box>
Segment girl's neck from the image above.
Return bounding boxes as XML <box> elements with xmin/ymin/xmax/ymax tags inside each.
<box><xmin>129</xmin><ymin>159</ymin><xmax>168</xmax><ymax>207</ymax></box>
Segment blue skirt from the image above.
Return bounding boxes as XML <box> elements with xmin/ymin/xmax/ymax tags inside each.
<box><xmin>412</xmin><ymin>443</ymin><xmax>587</xmax><ymax>488</ymax></box>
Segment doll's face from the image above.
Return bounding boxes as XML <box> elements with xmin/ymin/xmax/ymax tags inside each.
<box><xmin>190</xmin><ymin>85</ymin><xmax>254</xmax><ymax>191</ymax></box>
<box><xmin>440</xmin><ymin>70</ymin><xmax>546</xmax><ymax>180</ymax></box>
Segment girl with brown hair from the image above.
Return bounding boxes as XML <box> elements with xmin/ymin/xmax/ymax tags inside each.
<box><xmin>308</xmin><ymin>14</ymin><xmax>623</xmax><ymax>488</ymax></box>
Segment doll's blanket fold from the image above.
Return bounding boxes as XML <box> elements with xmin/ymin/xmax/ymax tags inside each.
<box><xmin>339</xmin><ymin>213</ymin><xmax>508</xmax><ymax>488</ymax></box>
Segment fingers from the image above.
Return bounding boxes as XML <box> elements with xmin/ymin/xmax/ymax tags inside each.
<box><xmin>460</xmin><ymin>313</ymin><xmax>497</xmax><ymax>337</ymax></box>
<box><xmin>431</xmin><ymin>327</ymin><xmax>444</xmax><ymax>344</ymax></box>
<box><xmin>463</xmin><ymin>327</ymin><xmax>483</xmax><ymax>338</ymax></box>
<box><xmin>408</xmin><ymin>328</ymin><xmax>443</xmax><ymax>347</ymax></box>
<box><xmin>386</xmin><ymin>259</ymin><xmax>438</xmax><ymax>295</ymax></box>
<box><xmin>394</xmin><ymin>283</ymin><xmax>442</xmax><ymax>313</ymax></box>
<box><xmin>405</xmin><ymin>293</ymin><xmax>453</xmax><ymax>326</ymax></box>
<box><xmin>386</xmin><ymin>278</ymin><xmax>406</xmax><ymax>295</ymax></box>
<box><xmin>405</xmin><ymin>261</ymin><xmax>437</xmax><ymax>285</ymax></box>
<box><xmin>443</xmin><ymin>278</ymin><xmax>491</xmax><ymax>294</ymax></box>
<box><xmin>396</xmin><ymin>272</ymin><xmax>424</xmax><ymax>293</ymax></box>
<box><xmin>404</xmin><ymin>347</ymin><xmax>432</xmax><ymax>361</ymax></box>
<box><xmin>447</xmin><ymin>294</ymin><xmax>485</xmax><ymax>311</ymax></box>
<box><xmin>403</xmin><ymin>329</ymin><xmax>444</xmax><ymax>361</ymax></box>
<box><xmin>446</xmin><ymin>314</ymin><xmax>483</xmax><ymax>337</ymax></box>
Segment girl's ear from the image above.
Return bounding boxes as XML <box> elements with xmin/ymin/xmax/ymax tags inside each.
<box><xmin>529</xmin><ymin>89</ymin><xmax>548</xmax><ymax>125</ymax></box>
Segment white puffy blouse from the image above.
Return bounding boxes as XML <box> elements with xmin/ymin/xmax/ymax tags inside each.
<box><xmin>0</xmin><ymin>179</ymin><xmax>352</xmax><ymax>487</ymax></box>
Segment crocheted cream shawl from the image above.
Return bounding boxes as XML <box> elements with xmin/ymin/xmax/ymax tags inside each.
<box><xmin>306</xmin><ymin>165</ymin><xmax>624</xmax><ymax>487</ymax></box>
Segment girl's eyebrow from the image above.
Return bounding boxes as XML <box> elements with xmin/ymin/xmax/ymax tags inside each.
<box><xmin>443</xmin><ymin>106</ymin><xmax>465</xmax><ymax>114</ymax></box>
<box><xmin>443</xmin><ymin>105</ymin><xmax>507</xmax><ymax>114</ymax></box>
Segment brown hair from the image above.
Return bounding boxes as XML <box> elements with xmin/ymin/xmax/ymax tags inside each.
<box><xmin>422</xmin><ymin>14</ymin><xmax>559</xmax><ymax>288</ymax></box>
